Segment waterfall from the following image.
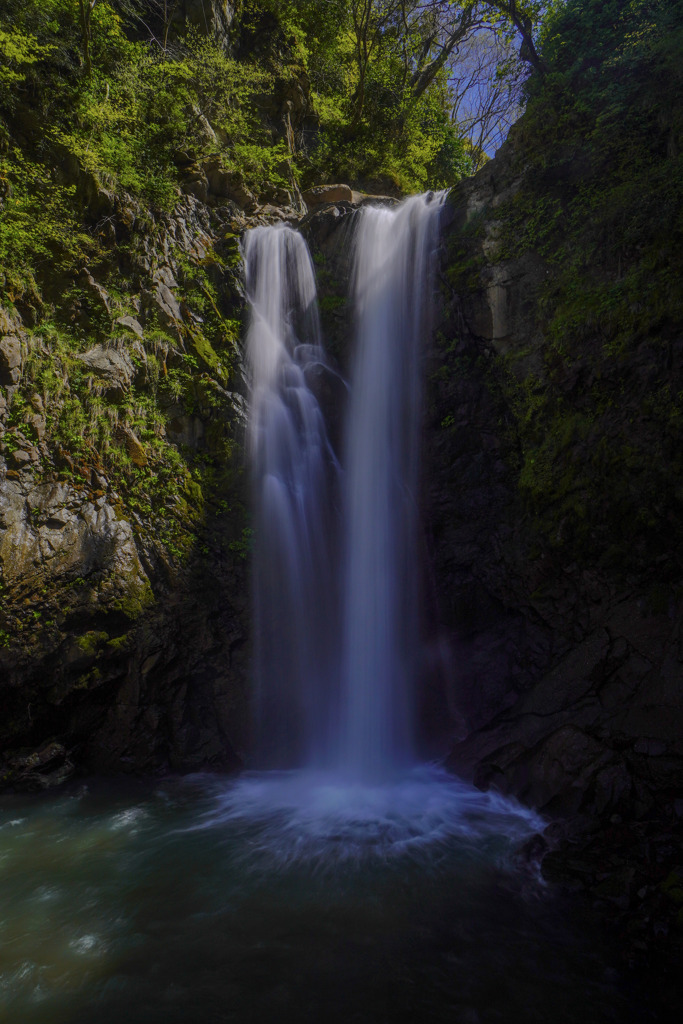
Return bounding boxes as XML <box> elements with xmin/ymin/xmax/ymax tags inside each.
<box><xmin>244</xmin><ymin>194</ymin><xmax>444</xmax><ymax>779</ymax></box>
<box><xmin>341</xmin><ymin>193</ymin><xmax>445</xmax><ymax>778</ymax></box>
<box><xmin>244</xmin><ymin>226</ymin><xmax>341</xmax><ymax>769</ymax></box>
<box><xmin>228</xmin><ymin>195</ymin><xmax>539</xmax><ymax>863</ymax></box>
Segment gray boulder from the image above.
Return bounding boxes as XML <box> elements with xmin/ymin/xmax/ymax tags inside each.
<box><xmin>77</xmin><ymin>344</ymin><xmax>136</xmax><ymax>398</ymax></box>
<box><xmin>0</xmin><ymin>335</ymin><xmax>22</xmax><ymax>385</ymax></box>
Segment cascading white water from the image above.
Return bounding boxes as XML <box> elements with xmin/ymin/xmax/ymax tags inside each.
<box><xmin>231</xmin><ymin>196</ymin><xmax>540</xmax><ymax>860</ymax></box>
<box><xmin>341</xmin><ymin>192</ymin><xmax>445</xmax><ymax>779</ymax></box>
<box><xmin>244</xmin><ymin>225</ymin><xmax>341</xmax><ymax>769</ymax></box>
<box><xmin>245</xmin><ymin>196</ymin><xmax>444</xmax><ymax>778</ymax></box>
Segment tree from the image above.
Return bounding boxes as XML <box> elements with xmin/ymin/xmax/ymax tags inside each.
<box><xmin>345</xmin><ymin>1</ymin><xmax>550</xmax><ymax>128</ymax></box>
<box><xmin>113</xmin><ymin>1</ymin><xmax>183</xmax><ymax>52</ymax></box>
<box><xmin>445</xmin><ymin>33</ymin><xmax>516</xmax><ymax>166</ymax></box>
<box><xmin>0</xmin><ymin>28</ymin><xmax>53</xmax><ymax>90</ymax></box>
<box><xmin>481</xmin><ymin>0</ymin><xmax>549</xmax><ymax>74</ymax></box>
<box><xmin>348</xmin><ymin>1</ymin><xmax>403</xmax><ymax>127</ymax></box>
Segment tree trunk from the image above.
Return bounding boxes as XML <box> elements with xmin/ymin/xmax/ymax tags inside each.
<box><xmin>409</xmin><ymin>13</ymin><xmax>474</xmax><ymax>103</ymax></box>
<box><xmin>487</xmin><ymin>1</ymin><xmax>547</xmax><ymax>76</ymax></box>
<box><xmin>78</xmin><ymin>0</ymin><xmax>94</xmax><ymax>79</ymax></box>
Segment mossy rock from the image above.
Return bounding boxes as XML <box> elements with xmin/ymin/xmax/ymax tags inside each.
<box><xmin>112</xmin><ymin>578</ymin><xmax>154</xmax><ymax>621</ymax></box>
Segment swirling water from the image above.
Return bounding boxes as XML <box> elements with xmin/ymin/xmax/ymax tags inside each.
<box><xmin>0</xmin><ymin>776</ymin><xmax>633</xmax><ymax>1024</ymax></box>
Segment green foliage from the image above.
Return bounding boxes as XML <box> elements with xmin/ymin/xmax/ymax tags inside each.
<box><xmin>0</xmin><ymin>26</ymin><xmax>52</xmax><ymax>89</ymax></box>
<box><xmin>0</xmin><ymin>0</ymin><xmax>279</xmax><ymax>298</ymax></box>
<box><xmin>112</xmin><ymin>577</ymin><xmax>154</xmax><ymax>621</ymax></box>
<box><xmin>48</xmin><ymin>24</ymin><xmax>273</xmax><ymax>206</ymax></box>
<box><xmin>256</xmin><ymin>0</ymin><xmax>477</xmax><ymax>191</ymax></box>
<box><xmin>0</xmin><ymin>149</ymin><xmax>101</xmax><ymax>294</ymax></box>
<box><xmin>106</xmin><ymin>632</ymin><xmax>130</xmax><ymax>652</ymax></box>
<box><xmin>76</xmin><ymin>630</ymin><xmax>109</xmax><ymax>656</ymax></box>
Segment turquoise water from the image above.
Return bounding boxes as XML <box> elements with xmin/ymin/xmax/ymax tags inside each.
<box><xmin>0</xmin><ymin>771</ymin><xmax>637</xmax><ymax>1023</ymax></box>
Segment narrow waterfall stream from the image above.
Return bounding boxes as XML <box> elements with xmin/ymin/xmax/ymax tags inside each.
<box><xmin>0</xmin><ymin>199</ymin><xmax>638</xmax><ymax>1024</ymax></box>
<box><xmin>342</xmin><ymin>193</ymin><xmax>444</xmax><ymax>778</ymax></box>
<box><xmin>243</xmin><ymin>225</ymin><xmax>341</xmax><ymax>770</ymax></box>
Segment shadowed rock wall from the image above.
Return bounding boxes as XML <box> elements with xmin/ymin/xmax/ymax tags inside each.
<box><xmin>421</xmin><ymin>144</ymin><xmax>683</xmax><ymax>824</ymax></box>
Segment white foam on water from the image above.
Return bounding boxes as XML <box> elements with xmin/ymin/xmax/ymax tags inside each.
<box><xmin>194</xmin><ymin>765</ymin><xmax>542</xmax><ymax>869</ymax></box>
<box><xmin>109</xmin><ymin>807</ymin><xmax>149</xmax><ymax>832</ymax></box>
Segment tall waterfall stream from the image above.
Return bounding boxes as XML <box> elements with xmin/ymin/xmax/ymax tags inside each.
<box><xmin>0</xmin><ymin>198</ymin><xmax>636</xmax><ymax>1023</ymax></box>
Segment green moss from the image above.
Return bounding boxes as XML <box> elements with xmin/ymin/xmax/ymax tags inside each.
<box><xmin>113</xmin><ymin>578</ymin><xmax>154</xmax><ymax>621</ymax></box>
<box><xmin>228</xmin><ymin>526</ymin><xmax>254</xmax><ymax>561</ymax></box>
<box><xmin>74</xmin><ymin>666</ymin><xmax>103</xmax><ymax>690</ymax></box>
<box><xmin>469</xmin><ymin>0</ymin><xmax>683</xmax><ymax>573</ymax></box>
<box><xmin>319</xmin><ymin>294</ymin><xmax>345</xmax><ymax>313</ymax></box>
<box><xmin>187</xmin><ymin>328</ymin><xmax>221</xmax><ymax>375</ymax></box>
<box><xmin>75</xmin><ymin>630</ymin><xmax>109</xmax><ymax>656</ymax></box>
<box><xmin>106</xmin><ymin>633</ymin><xmax>130</xmax><ymax>652</ymax></box>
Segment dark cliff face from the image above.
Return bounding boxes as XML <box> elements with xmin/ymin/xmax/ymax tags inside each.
<box><xmin>423</xmin><ymin>140</ymin><xmax>683</xmax><ymax>823</ymax></box>
<box><xmin>0</xmin><ymin>226</ymin><xmax>251</xmax><ymax>788</ymax></box>
<box><xmin>418</xmin><ymin>129</ymin><xmax>683</xmax><ymax>995</ymax></box>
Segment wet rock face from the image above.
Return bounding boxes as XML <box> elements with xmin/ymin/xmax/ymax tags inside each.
<box><xmin>422</xmin><ymin>148</ymin><xmax>683</xmax><ymax>823</ymax></box>
<box><xmin>0</xmin><ymin>454</ymin><xmax>249</xmax><ymax>789</ymax></box>
<box><xmin>0</xmin><ymin>188</ymin><xmax>252</xmax><ymax>787</ymax></box>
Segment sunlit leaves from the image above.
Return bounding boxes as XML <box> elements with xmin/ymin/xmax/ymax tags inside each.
<box><xmin>0</xmin><ymin>149</ymin><xmax>99</xmax><ymax>279</ymax></box>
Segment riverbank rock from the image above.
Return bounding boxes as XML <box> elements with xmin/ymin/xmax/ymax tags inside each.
<box><xmin>0</xmin><ymin>453</ymin><xmax>249</xmax><ymax>782</ymax></box>
<box><xmin>302</xmin><ymin>184</ymin><xmax>353</xmax><ymax>207</ymax></box>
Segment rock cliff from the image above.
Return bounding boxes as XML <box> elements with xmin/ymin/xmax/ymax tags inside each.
<box><xmin>424</xmin><ymin>147</ymin><xmax>683</xmax><ymax>822</ymax></box>
<box><xmin>0</xmin><ymin>212</ymin><xmax>251</xmax><ymax>788</ymax></box>
<box><xmin>424</xmin><ymin>132</ymin><xmax>683</xmax><ymax>991</ymax></box>
<box><xmin>0</xmin><ymin>0</ymin><xmax>328</xmax><ymax>789</ymax></box>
